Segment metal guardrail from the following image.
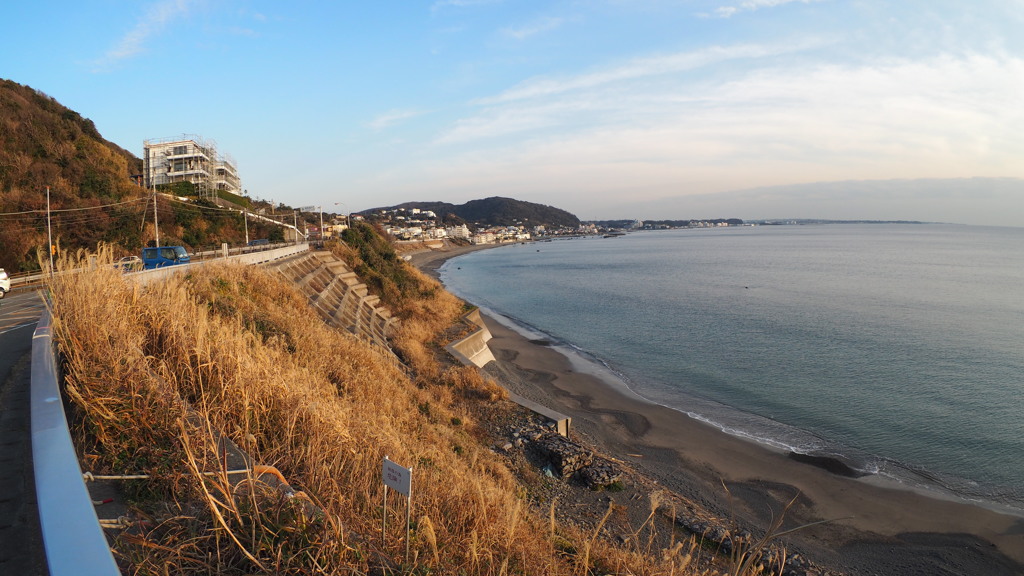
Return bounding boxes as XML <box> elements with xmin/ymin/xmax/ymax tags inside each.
<box><xmin>135</xmin><ymin>243</ymin><xmax>310</xmax><ymax>285</ymax></box>
<box><xmin>8</xmin><ymin>241</ymin><xmax>298</xmax><ymax>292</ymax></box>
<box><xmin>31</xmin><ymin>309</ymin><xmax>120</xmax><ymax>576</ymax></box>
<box><xmin>24</xmin><ymin>242</ymin><xmax>310</xmax><ymax>576</ymax></box>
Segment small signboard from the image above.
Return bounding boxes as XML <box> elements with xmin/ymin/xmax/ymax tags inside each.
<box><xmin>381</xmin><ymin>456</ymin><xmax>414</xmax><ymax>561</ymax></box>
<box><xmin>382</xmin><ymin>457</ymin><xmax>412</xmax><ymax>497</ymax></box>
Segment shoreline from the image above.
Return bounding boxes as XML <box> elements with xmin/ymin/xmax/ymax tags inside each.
<box><xmin>410</xmin><ymin>241</ymin><xmax>1024</xmax><ymax>575</ymax></box>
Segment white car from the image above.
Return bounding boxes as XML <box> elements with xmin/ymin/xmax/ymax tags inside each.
<box><xmin>0</xmin><ymin>268</ymin><xmax>9</xmax><ymax>299</ymax></box>
<box><xmin>115</xmin><ymin>256</ymin><xmax>144</xmax><ymax>272</ymax></box>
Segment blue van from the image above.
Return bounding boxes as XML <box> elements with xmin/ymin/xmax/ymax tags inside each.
<box><xmin>141</xmin><ymin>246</ymin><xmax>191</xmax><ymax>269</ymax></box>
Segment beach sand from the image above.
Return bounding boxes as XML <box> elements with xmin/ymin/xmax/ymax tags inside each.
<box><xmin>410</xmin><ymin>242</ymin><xmax>1024</xmax><ymax>575</ymax></box>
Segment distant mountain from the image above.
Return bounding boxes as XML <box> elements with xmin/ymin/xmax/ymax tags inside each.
<box><xmin>365</xmin><ymin>196</ymin><xmax>581</xmax><ymax>229</ymax></box>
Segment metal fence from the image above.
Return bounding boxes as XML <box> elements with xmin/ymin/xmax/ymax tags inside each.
<box><xmin>31</xmin><ymin>309</ymin><xmax>121</xmax><ymax>576</ymax></box>
<box><xmin>28</xmin><ymin>242</ymin><xmax>311</xmax><ymax>575</ymax></box>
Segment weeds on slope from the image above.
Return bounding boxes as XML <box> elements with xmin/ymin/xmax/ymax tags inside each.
<box><xmin>48</xmin><ymin>244</ymin><xmax>712</xmax><ymax>575</ymax></box>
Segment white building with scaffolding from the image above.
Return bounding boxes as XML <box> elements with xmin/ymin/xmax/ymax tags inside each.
<box><xmin>143</xmin><ymin>135</ymin><xmax>241</xmax><ymax>201</ymax></box>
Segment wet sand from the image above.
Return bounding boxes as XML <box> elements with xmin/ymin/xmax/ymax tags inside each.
<box><xmin>411</xmin><ymin>242</ymin><xmax>1024</xmax><ymax>575</ymax></box>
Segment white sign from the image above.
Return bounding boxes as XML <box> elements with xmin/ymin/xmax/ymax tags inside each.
<box><xmin>382</xmin><ymin>457</ymin><xmax>412</xmax><ymax>497</ymax></box>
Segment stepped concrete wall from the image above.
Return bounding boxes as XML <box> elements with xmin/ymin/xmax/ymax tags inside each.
<box><xmin>271</xmin><ymin>251</ymin><xmax>399</xmax><ymax>353</ymax></box>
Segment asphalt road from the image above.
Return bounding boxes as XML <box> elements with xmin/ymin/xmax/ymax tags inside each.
<box><xmin>0</xmin><ymin>290</ymin><xmax>49</xmax><ymax>575</ymax></box>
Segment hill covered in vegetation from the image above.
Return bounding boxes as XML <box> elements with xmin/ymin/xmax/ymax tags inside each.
<box><xmin>0</xmin><ymin>79</ymin><xmax>289</xmax><ymax>272</ymax></box>
<box><xmin>0</xmin><ymin>79</ymin><xmax>148</xmax><ymax>270</ymax></box>
<box><xmin>47</xmin><ymin>236</ymin><xmax>722</xmax><ymax>575</ymax></box>
<box><xmin>368</xmin><ymin>196</ymin><xmax>582</xmax><ymax>229</ymax></box>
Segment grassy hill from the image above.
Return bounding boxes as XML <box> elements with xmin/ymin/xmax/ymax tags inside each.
<box><xmin>0</xmin><ymin>79</ymin><xmax>286</xmax><ymax>272</ymax></box>
<box><xmin>370</xmin><ymin>196</ymin><xmax>582</xmax><ymax>229</ymax></box>
<box><xmin>47</xmin><ymin>239</ymin><xmax>723</xmax><ymax>575</ymax></box>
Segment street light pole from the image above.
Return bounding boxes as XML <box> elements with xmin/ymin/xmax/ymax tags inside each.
<box><xmin>334</xmin><ymin>202</ymin><xmax>350</xmax><ymax>230</ymax></box>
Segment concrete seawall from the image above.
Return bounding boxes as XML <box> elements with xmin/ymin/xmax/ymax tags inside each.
<box><xmin>446</xmin><ymin>309</ymin><xmax>571</xmax><ymax>436</ymax></box>
<box><xmin>445</xmin><ymin>309</ymin><xmax>496</xmax><ymax>368</ymax></box>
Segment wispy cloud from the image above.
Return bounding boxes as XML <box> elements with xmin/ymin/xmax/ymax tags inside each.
<box><xmin>93</xmin><ymin>0</ymin><xmax>198</xmax><ymax>71</ymax></box>
<box><xmin>369</xmin><ymin>109</ymin><xmax>426</xmax><ymax>130</ymax></box>
<box><xmin>501</xmin><ymin>17</ymin><xmax>565</xmax><ymax>40</ymax></box>
<box><xmin>712</xmin><ymin>0</ymin><xmax>824</xmax><ymax>18</ymax></box>
<box><xmin>429</xmin><ymin>50</ymin><xmax>1024</xmax><ymax>211</ymax></box>
<box><xmin>475</xmin><ymin>40</ymin><xmax>820</xmax><ymax>105</ymax></box>
<box><xmin>431</xmin><ymin>0</ymin><xmax>503</xmax><ymax>11</ymax></box>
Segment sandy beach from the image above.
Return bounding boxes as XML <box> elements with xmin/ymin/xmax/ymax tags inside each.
<box><xmin>410</xmin><ymin>242</ymin><xmax>1024</xmax><ymax>575</ymax></box>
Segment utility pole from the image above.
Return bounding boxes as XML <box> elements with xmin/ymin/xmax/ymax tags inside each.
<box><xmin>293</xmin><ymin>211</ymin><xmax>298</xmax><ymax>244</ymax></box>
<box><xmin>46</xmin><ymin>186</ymin><xmax>53</xmax><ymax>275</ymax></box>
<box><xmin>153</xmin><ymin>188</ymin><xmax>160</xmax><ymax>247</ymax></box>
<box><xmin>319</xmin><ymin>206</ymin><xmax>324</xmax><ymax>243</ymax></box>
<box><xmin>243</xmin><ymin>209</ymin><xmax>249</xmax><ymax>245</ymax></box>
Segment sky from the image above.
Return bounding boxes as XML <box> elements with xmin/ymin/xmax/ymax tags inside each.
<box><xmin>2</xmin><ymin>0</ymin><xmax>1023</xmax><ymax>226</ymax></box>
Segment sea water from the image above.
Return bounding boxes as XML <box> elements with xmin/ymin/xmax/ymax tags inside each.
<box><xmin>439</xmin><ymin>224</ymin><xmax>1024</xmax><ymax>513</ymax></box>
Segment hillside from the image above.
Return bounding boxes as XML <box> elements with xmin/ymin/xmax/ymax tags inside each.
<box><xmin>369</xmin><ymin>196</ymin><xmax>581</xmax><ymax>229</ymax></box>
<box><xmin>45</xmin><ymin>240</ymin><xmax>724</xmax><ymax>575</ymax></box>
<box><xmin>0</xmin><ymin>79</ymin><xmax>148</xmax><ymax>270</ymax></box>
<box><xmin>0</xmin><ymin>79</ymin><xmax>285</xmax><ymax>272</ymax></box>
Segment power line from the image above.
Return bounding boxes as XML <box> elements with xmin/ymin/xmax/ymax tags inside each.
<box><xmin>0</xmin><ymin>196</ymin><xmax>148</xmax><ymax>216</ymax></box>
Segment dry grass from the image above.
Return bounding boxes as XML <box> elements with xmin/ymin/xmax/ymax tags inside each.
<box><xmin>47</xmin><ymin>244</ymin><xmax>715</xmax><ymax>575</ymax></box>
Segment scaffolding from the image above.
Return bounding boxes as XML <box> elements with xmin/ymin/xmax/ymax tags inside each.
<box><xmin>143</xmin><ymin>134</ymin><xmax>241</xmax><ymax>201</ymax></box>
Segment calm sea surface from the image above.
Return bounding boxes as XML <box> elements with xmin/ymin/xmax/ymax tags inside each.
<box><xmin>440</xmin><ymin>224</ymin><xmax>1024</xmax><ymax>513</ymax></box>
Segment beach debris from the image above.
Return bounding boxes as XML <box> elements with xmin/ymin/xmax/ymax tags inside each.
<box><xmin>518</xmin><ymin>424</ymin><xmax>623</xmax><ymax>489</ymax></box>
<box><xmin>532</xmin><ymin>431</ymin><xmax>594</xmax><ymax>479</ymax></box>
<box><xmin>666</xmin><ymin>510</ymin><xmax>830</xmax><ymax>576</ymax></box>
<box><xmin>579</xmin><ymin>456</ymin><xmax>622</xmax><ymax>490</ymax></box>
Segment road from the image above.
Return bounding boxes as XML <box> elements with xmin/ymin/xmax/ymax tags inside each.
<box><xmin>0</xmin><ymin>290</ymin><xmax>49</xmax><ymax>575</ymax></box>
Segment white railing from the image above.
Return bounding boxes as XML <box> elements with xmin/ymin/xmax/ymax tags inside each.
<box><xmin>27</xmin><ymin>242</ymin><xmax>310</xmax><ymax>575</ymax></box>
<box><xmin>31</xmin><ymin>309</ymin><xmax>120</xmax><ymax>576</ymax></box>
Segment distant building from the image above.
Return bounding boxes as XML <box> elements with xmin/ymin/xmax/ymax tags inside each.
<box><xmin>471</xmin><ymin>232</ymin><xmax>496</xmax><ymax>245</ymax></box>
<box><xmin>143</xmin><ymin>134</ymin><xmax>241</xmax><ymax>200</ymax></box>
<box><xmin>447</xmin><ymin>224</ymin><xmax>471</xmax><ymax>239</ymax></box>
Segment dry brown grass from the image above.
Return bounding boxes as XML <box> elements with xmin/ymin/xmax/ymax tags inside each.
<box><xmin>47</xmin><ymin>244</ymin><xmax>712</xmax><ymax>575</ymax></box>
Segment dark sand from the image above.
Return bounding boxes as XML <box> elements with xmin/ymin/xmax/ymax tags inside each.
<box><xmin>411</xmin><ymin>242</ymin><xmax>1024</xmax><ymax>575</ymax></box>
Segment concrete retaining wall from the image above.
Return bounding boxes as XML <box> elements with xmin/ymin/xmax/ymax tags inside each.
<box><xmin>445</xmin><ymin>310</ymin><xmax>572</xmax><ymax>437</ymax></box>
<box><xmin>136</xmin><ymin>243</ymin><xmax>310</xmax><ymax>285</ymax></box>
<box><xmin>445</xmin><ymin>308</ymin><xmax>496</xmax><ymax>368</ymax></box>
<box><xmin>272</xmin><ymin>251</ymin><xmax>399</xmax><ymax>353</ymax></box>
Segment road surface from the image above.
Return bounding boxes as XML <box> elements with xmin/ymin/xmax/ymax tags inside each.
<box><xmin>0</xmin><ymin>290</ymin><xmax>49</xmax><ymax>575</ymax></box>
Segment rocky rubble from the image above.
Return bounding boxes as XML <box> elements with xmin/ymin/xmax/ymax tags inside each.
<box><xmin>669</xmin><ymin>511</ymin><xmax>834</xmax><ymax>576</ymax></box>
<box><xmin>506</xmin><ymin>421</ymin><xmax>833</xmax><ymax>576</ymax></box>
<box><xmin>511</xmin><ymin>423</ymin><xmax>622</xmax><ymax>489</ymax></box>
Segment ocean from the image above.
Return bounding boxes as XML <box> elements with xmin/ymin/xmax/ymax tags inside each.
<box><xmin>439</xmin><ymin>224</ymin><xmax>1024</xmax><ymax>514</ymax></box>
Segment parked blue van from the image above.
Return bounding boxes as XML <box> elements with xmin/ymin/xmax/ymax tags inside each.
<box><xmin>141</xmin><ymin>246</ymin><xmax>191</xmax><ymax>269</ymax></box>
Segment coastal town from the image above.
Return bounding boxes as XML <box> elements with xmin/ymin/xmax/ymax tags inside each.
<box><xmin>358</xmin><ymin>206</ymin><xmax>746</xmax><ymax>244</ymax></box>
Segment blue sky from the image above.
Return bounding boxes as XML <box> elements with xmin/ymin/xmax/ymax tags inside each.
<box><xmin>2</xmin><ymin>0</ymin><xmax>1023</xmax><ymax>225</ymax></box>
